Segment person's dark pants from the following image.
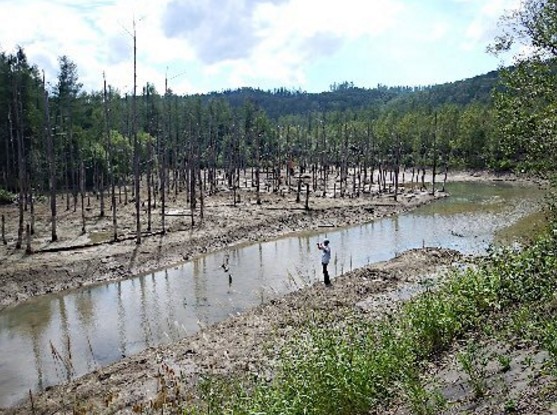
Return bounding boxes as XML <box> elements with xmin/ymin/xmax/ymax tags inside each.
<box><xmin>322</xmin><ymin>262</ymin><xmax>330</xmax><ymax>285</ymax></box>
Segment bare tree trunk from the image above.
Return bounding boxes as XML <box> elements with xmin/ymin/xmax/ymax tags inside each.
<box><xmin>147</xmin><ymin>139</ymin><xmax>152</xmax><ymax>233</ymax></box>
<box><xmin>29</xmin><ymin>174</ymin><xmax>35</xmax><ymax>235</ymax></box>
<box><xmin>103</xmin><ymin>74</ymin><xmax>118</xmax><ymax>242</ymax></box>
<box><xmin>16</xmin><ymin>149</ymin><xmax>24</xmax><ymax>249</ymax></box>
<box><xmin>65</xmin><ymin>156</ymin><xmax>70</xmax><ymax>211</ymax></box>
<box><xmin>1</xmin><ymin>215</ymin><xmax>6</xmax><ymax>245</ymax></box>
<box><xmin>342</xmin><ymin>124</ymin><xmax>349</xmax><ymax>197</ymax></box>
<box><xmin>161</xmin><ymin>154</ymin><xmax>166</xmax><ymax>234</ymax></box>
<box><xmin>12</xmin><ymin>78</ymin><xmax>25</xmax><ymax>249</ymax></box>
<box><xmin>198</xmin><ymin>168</ymin><xmax>204</xmax><ymax>223</ymax></box>
<box><xmin>431</xmin><ymin>113</ymin><xmax>437</xmax><ymax>195</ymax></box>
<box><xmin>111</xmin><ymin>176</ymin><xmax>118</xmax><ymax>240</ymax></box>
<box><xmin>132</xmin><ymin>20</ymin><xmax>141</xmax><ymax>244</ymax></box>
<box><xmin>173</xmin><ymin>105</ymin><xmax>179</xmax><ymax>199</ymax></box>
<box><xmin>394</xmin><ymin>166</ymin><xmax>399</xmax><ymax>201</ymax></box>
<box><xmin>3</xmin><ymin>121</ymin><xmax>10</xmax><ymax>190</ymax></box>
<box><xmin>44</xmin><ymin>81</ymin><xmax>57</xmax><ymax>242</ymax></box>
<box><xmin>80</xmin><ymin>160</ymin><xmax>86</xmax><ymax>234</ymax></box>
<box><xmin>394</xmin><ymin>135</ymin><xmax>401</xmax><ymax>202</ymax></box>
<box><xmin>99</xmin><ymin>170</ymin><xmax>105</xmax><ymax>218</ymax></box>
<box><xmin>188</xmin><ymin>124</ymin><xmax>197</xmax><ymax>227</ymax></box>
<box><xmin>71</xmin><ymin>128</ymin><xmax>77</xmax><ymax>213</ymax></box>
<box><xmin>255</xmin><ymin>133</ymin><xmax>261</xmax><ymax>205</ymax></box>
<box><xmin>442</xmin><ymin>161</ymin><xmax>448</xmax><ymax>193</ymax></box>
<box><xmin>25</xmin><ymin>223</ymin><xmax>32</xmax><ymax>254</ymax></box>
<box><xmin>161</xmin><ymin>83</ymin><xmax>170</xmax><ymax>235</ymax></box>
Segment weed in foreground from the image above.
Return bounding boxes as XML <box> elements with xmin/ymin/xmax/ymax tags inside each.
<box><xmin>456</xmin><ymin>342</ymin><xmax>489</xmax><ymax>399</ymax></box>
<box><xmin>497</xmin><ymin>353</ymin><xmax>512</xmax><ymax>373</ymax></box>
<box><xmin>402</xmin><ymin>373</ymin><xmax>448</xmax><ymax>415</ymax></box>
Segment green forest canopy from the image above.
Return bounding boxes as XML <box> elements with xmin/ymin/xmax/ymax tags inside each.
<box><xmin>0</xmin><ymin>47</ymin><xmax>505</xmax><ymax>198</ymax></box>
<box><xmin>3</xmin><ymin>0</ymin><xmax>557</xmax><ymax>211</ymax></box>
<box><xmin>1</xmin><ymin>0</ymin><xmax>557</xmax><ymax>249</ymax></box>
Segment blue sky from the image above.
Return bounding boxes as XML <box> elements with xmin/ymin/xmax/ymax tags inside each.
<box><xmin>0</xmin><ymin>0</ymin><xmax>520</xmax><ymax>95</ymax></box>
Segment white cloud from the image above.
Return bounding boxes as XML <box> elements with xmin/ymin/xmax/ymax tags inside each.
<box><xmin>255</xmin><ymin>0</ymin><xmax>404</xmax><ymax>39</ymax></box>
<box><xmin>214</xmin><ymin>0</ymin><xmax>406</xmax><ymax>88</ymax></box>
<box><xmin>0</xmin><ymin>0</ymin><xmax>194</xmax><ymax>93</ymax></box>
<box><xmin>461</xmin><ymin>0</ymin><xmax>521</xmax><ymax>51</ymax></box>
<box><xmin>0</xmin><ymin>0</ymin><xmax>520</xmax><ymax>94</ymax></box>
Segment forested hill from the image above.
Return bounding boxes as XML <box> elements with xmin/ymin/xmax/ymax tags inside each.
<box><xmin>386</xmin><ymin>70</ymin><xmax>500</xmax><ymax>113</ymax></box>
<box><xmin>198</xmin><ymin>70</ymin><xmax>500</xmax><ymax>119</ymax></box>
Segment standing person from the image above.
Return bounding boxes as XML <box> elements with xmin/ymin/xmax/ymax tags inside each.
<box><xmin>317</xmin><ymin>239</ymin><xmax>331</xmax><ymax>286</ymax></box>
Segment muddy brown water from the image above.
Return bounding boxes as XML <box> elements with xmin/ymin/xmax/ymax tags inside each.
<box><xmin>0</xmin><ymin>182</ymin><xmax>544</xmax><ymax>408</ymax></box>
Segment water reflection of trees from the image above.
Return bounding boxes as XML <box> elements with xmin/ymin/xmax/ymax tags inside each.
<box><xmin>193</xmin><ymin>256</ymin><xmax>209</xmax><ymax>325</ymax></box>
<box><xmin>117</xmin><ymin>281</ymin><xmax>127</xmax><ymax>358</ymax></box>
<box><xmin>139</xmin><ymin>275</ymin><xmax>152</xmax><ymax>347</ymax></box>
<box><xmin>3</xmin><ymin>299</ymin><xmax>55</xmax><ymax>391</ymax></box>
<box><xmin>74</xmin><ymin>290</ymin><xmax>95</xmax><ymax>327</ymax></box>
<box><xmin>56</xmin><ymin>297</ymin><xmax>73</xmax><ymax>382</ymax></box>
<box><xmin>4</xmin><ymin>298</ymin><xmax>53</xmax><ymax>332</ymax></box>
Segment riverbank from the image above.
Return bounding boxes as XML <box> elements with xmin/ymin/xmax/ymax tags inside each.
<box><xmin>0</xmin><ymin>170</ymin><xmax>465</xmax><ymax>309</ymax></box>
<box><xmin>1</xmin><ymin>170</ymin><xmax>533</xmax><ymax>310</ymax></box>
<box><xmin>1</xmin><ymin>247</ymin><xmax>465</xmax><ymax>414</ymax></box>
<box><xmin>5</xmin><ymin>235</ymin><xmax>556</xmax><ymax>414</ymax></box>
<box><xmin>0</xmin><ymin>170</ymin><xmax>541</xmax><ymax>413</ymax></box>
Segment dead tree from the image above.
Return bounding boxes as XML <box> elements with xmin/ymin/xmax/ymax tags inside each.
<box><xmin>2</xmin><ymin>215</ymin><xmax>6</xmax><ymax>245</ymax></box>
<box><xmin>25</xmin><ymin>223</ymin><xmax>32</xmax><ymax>254</ymax></box>
<box><xmin>80</xmin><ymin>160</ymin><xmax>86</xmax><ymax>234</ymax></box>
<box><xmin>431</xmin><ymin>112</ymin><xmax>438</xmax><ymax>196</ymax></box>
<box><xmin>132</xmin><ymin>20</ymin><xmax>141</xmax><ymax>244</ymax></box>
<box><xmin>12</xmin><ymin>72</ymin><xmax>25</xmax><ymax>249</ymax></box>
<box><xmin>103</xmin><ymin>74</ymin><xmax>118</xmax><ymax>241</ymax></box>
<box><xmin>43</xmin><ymin>77</ymin><xmax>58</xmax><ymax>241</ymax></box>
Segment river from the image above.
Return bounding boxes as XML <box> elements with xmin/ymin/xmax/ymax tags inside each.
<box><xmin>0</xmin><ymin>181</ymin><xmax>544</xmax><ymax>408</ymax></box>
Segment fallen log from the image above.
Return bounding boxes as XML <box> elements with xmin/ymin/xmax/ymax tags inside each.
<box><xmin>37</xmin><ymin>230</ymin><xmax>166</xmax><ymax>253</ymax></box>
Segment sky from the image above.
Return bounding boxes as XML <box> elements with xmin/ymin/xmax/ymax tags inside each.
<box><xmin>0</xmin><ymin>0</ymin><xmax>521</xmax><ymax>95</ymax></box>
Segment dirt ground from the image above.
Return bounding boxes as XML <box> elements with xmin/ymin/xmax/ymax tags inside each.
<box><xmin>0</xmin><ymin>170</ymin><xmax>531</xmax><ymax>413</ymax></box>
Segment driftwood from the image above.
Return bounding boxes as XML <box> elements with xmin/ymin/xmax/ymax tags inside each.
<box><xmin>263</xmin><ymin>207</ymin><xmax>308</xmax><ymax>211</ymax></box>
<box><xmin>37</xmin><ymin>230</ymin><xmax>166</xmax><ymax>253</ymax></box>
<box><xmin>164</xmin><ymin>213</ymin><xmax>194</xmax><ymax>217</ymax></box>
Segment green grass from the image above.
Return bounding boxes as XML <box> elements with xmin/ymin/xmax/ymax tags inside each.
<box><xmin>494</xmin><ymin>209</ymin><xmax>547</xmax><ymax>246</ymax></box>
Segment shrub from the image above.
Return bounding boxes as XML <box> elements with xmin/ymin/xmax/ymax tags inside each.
<box><xmin>0</xmin><ymin>188</ymin><xmax>14</xmax><ymax>205</ymax></box>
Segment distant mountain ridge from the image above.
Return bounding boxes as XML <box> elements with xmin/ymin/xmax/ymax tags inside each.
<box><xmin>196</xmin><ymin>70</ymin><xmax>500</xmax><ymax>119</ymax></box>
